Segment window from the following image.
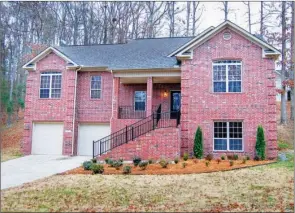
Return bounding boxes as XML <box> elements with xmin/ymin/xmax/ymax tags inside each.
<box><xmin>213</xmin><ymin>60</ymin><xmax>242</xmax><ymax>92</ymax></box>
<box><xmin>90</xmin><ymin>76</ymin><xmax>102</xmax><ymax>99</ymax></box>
<box><xmin>40</xmin><ymin>72</ymin><xmax>62</xmax><ymax>98</ymax></box>
<box><xmin>214</xmin><ymin>121</ymin><xmax>243</xmax><ymax>151</ymax></box>
<box><xmin>134</xmin><ymin>91</ymin><xmax>146</xmax><ymax>111</ymax></box>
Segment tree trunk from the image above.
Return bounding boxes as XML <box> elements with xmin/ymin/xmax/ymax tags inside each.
<box><xmin>186</xmin><ymin>2</ymin><xmax>190</xmax><ymax>36</ymax></box>
<box><xmin>224</xmin><ymin>1</ymin><xmax>228</xmax><ymax>21</ymax></box>
<box><xmin>247</xmin><ymin>2</ymin><xmax>251</xmax><ymax>33</ymax></box>
<box><xmin>291</xmin><ymin>1</ymin><xmax>295</xmax><ymax>120</ymax></box>
<box><xmin>280</xmin><ymin>1</ymin><xmax>287</xmax><ymax>124</ymax></box>
<box><xmin>260</xmin><ymin>1</ymin><xmax>264</xmax><ymax>36</ymax></box>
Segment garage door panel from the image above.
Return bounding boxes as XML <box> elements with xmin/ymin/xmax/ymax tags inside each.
<box><xmin>78</xmin><ymin>124</ymin><xmax>110</xmax><ymax>156</ymax></box>
<box><xmin>32</xmin><ymin>123</ymin><xmax>63</xmax><ymax>155</ymax></box>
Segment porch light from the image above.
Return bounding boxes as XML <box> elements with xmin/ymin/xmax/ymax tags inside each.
<box><xmin>163</xmin><ymin>90</ymin><xmax>168</xmax><ymax>98</ymax></box>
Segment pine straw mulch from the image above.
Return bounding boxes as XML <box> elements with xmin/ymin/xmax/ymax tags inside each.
<box><xmin>60</xmin><ymin>159</ymin><xmax>276</xmax><ymax>175</ymax></box>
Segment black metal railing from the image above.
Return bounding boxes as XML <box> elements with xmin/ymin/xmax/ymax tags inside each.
<box><xmin>93</xmin><ymin>104</ymin><xmax>181</xmax><ymax>158</ymax></box>
<box><xmin>118</xmin><ymin>105</ymin><xmax>146</xmax><ymax>119</ymax></box>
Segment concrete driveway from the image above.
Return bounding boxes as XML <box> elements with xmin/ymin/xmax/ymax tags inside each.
<box><xmin>1</xmin><ymin>155</ymin><xmax>90</xmax><ymax>190</ymax></box>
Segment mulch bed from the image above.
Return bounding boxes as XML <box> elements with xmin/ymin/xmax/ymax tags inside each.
<box><xmin>60</xmin><ymin>159</ymin><xmax>276</xmax><ymax>175</ymax></box>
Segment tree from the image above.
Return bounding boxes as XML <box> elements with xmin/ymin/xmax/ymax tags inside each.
<box><xmin>193</xmin><ymin>126</ymin><xmax>203</xmax><ymax>159</ymax></box>
<box><xmin>255</xmin><ymin>125</ymin><xmax>266</xmax><ymax>160</ymax></box>
<box><xmin>290</xmin><ymin>1</ymin><xmax>295</xmax><ymax>120</ymax></box>
<box><xmin>243</xmin><ymin>1</ymin><xmax>252</xmax><ymax>33</ymax></box>
<box><xmin>222</xmin><ymin>1</ymin><xmax>229</xmax><ymax>21</ymax></box>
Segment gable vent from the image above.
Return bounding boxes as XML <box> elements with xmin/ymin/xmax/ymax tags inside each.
<box><xmin>223</xmin><ymin>31</ymin><xmax>231</xmax><ymax>40</ymax></box>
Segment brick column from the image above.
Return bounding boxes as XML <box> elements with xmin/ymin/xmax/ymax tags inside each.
<box><xmin>112</xmin><ymin>77</ymin><xmax>120</xmax><ymax>119</ymax></box>
<box><xmin>146</xmin><ymin>77</ymin><xmax>153</xmax><ymax>116</ymax></box>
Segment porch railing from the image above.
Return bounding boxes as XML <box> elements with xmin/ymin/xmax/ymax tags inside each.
<box><xmin>118</xmin><ymin>105</ymin><xmax>160</xmax><ymax>119</ymax></box>
<box><xmin>93</xmin><ymin>104</ymin><xmax>181</xmax><ymax>158</ymax></box>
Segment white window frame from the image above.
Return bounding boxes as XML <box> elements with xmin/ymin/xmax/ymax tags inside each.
<box><xmin>213</xmin><ymin>121</ymin><xmax>244</xmax><ymax>152</ymax></box>
<box><xmin>90</xmin><ymin>76</ymin><xmax>102</xmax><ymax>99</ymax></box>
<box><xmin>212</xmin><ymin>60</ymin><xmax>242</xmax><ymax>93</ymax></box>
<box><xmin>39</xmin><ymin>72</ymin><xmax>62</xmax><ymax>99</ymax></box>
<box><xmin>134</xmin><ymin>91</ymin><xmax>146</xmax><ymax>111</ymax></box>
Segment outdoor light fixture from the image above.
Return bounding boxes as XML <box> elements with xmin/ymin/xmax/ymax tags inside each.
<box><xmin>163</xmin><ymin>90</ymin><xmax>168</xmax><ymax>98</ymax></box>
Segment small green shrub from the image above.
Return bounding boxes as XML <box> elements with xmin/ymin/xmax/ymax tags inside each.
<box><xmin>123</xmin><ymin>165</ymin><xmax>132</xmax><ymax>174</ymax></box>
<box><xmin>139</xmin><ymin>161</ymin><xmax>148</xmax><ymax>170</ymax></box>
<box><xmin>194</xmin><ymin>126</ymin><xmax>203</xmax><ymax>159</ymax></box>
<box><xmin>242</xmin><ymin>158</ymin><xmax>247</xmax><ymax>164</ymax></box>
<box><xmin>104</xmin><ymin>158</ymin><xmax>109</xmax><ymax>164</ymax></box>
<box><xmin>254</xmin><ymin>155</ymin><xmax>260</xmax><ymax>161</ymax></box>
<box><xmin>205</xmin><ymin>154</ymin><xmax>213</xmax><ymax>161</ymax></box>
<box><xmin>256</xmin><ymin>125</ymin><xmax>266</xmax><ymax>160</ymax></box>
<box><xmin>107</xmin><ymin>159</ymin><xmax>114</xmax><ymax>167</ymax></box>
<box><xmin>174</xmin><ymin>157</ymin><xmax>179</xmax><ymax>164</ymax></box>
<box><xmin>148</xmin><ymin>159</ymin><xmax>154</xmax><ymax>164</ymax></box>
<box><xmin>246</xmin><ymin>155</ymin><xmax>250</xmax><ymax>160</ymax></box>
<box><xmin>133</xmin><ymin>156</ymin><xmax>142</xmax><ymax>166</ymax></box>
<box><xmin>91</xmin><ymin>158</ymin><xmax>97</xmax><ymax>163</ymax></box>
<box><xmin>82</xmin><ymin>161</ymin><xmax>93</xmax><ymax>170</ymax></box>
<box><xmin>90</xmin><ymin>164</ymin><xmax>104</xmax><ymax>174</ymax></box>
<box><xmin>278</xmin><ymin>141</ymin><xmax>289</xmax><ymax>150</ymax></box>
<box><xmin>229</xmin><ymin>160</ymin><xmax>234</xmax><ymax>166</ymax></box>
<box><xmin>216</xmin><ymin>158</ymin><xmax>221</xmax><ymax>164</ymax></box>
<box><xmin>205</xmin><ymin>161</ymin><xmax>210</xmax><ymax>167</ymax></box>
<box><xmin>159</xmin><ymin>159</ymin><xmax>169</xmax><ymax>168</ymax></box>
<box><xmin>233</xmin><ymin>154</ymin><xmax>239</xmax><ymax>160</ymax></box>
<box><xmin>183</xmin><ymin>153</ymin><xmax>189</xmax><ymax>161</ymax></box>
<box><xmin>221</xmin><ymin>155</ymin><xmax>225</xmax><ymax>160</ymax></box>
<box><xmin>119</xmin><ymin>158</ymin><xmax>124</xmax><ymax>163</ymax></box>
<box><xmin>112</xmin><ymin>160</ymin><xmax>123</xmax><ymax>170</ymax></box>
<box><xmin>182</xmin><ymin>162</ymin><xmax>187</xmax><ymax>168</ymax></box>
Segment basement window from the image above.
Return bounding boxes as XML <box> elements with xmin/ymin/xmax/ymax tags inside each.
<box><xmin>40</xmin><ymin>72</ymin><xmax>62</xmax><ymax>98</ymax></box>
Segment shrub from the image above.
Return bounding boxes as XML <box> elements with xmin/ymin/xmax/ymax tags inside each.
<box><xmin>148</xmin><ymin>159</ymin><xmax>154</xmax><ymax>164</ymax></box>
<box><xmin>254</xmin><ymin>155</ymin><xmax>260</xmax><ymax>161</ymax></box>
<box><xmin>91</xmin><ymin>158</ymin><xmax>97</xmax><ymax>163</ymax></box>
<box><xmin>246</xmin><ymin>155</ymin><xmax>250</xmax><ymax>160</ymax></box>
<box><xmin>183</xmin><ymin>153</ymin><xmax>189</xmax><ymax>161</ymax></box>
<box><xmin>255</xmin><ymin>125</ymin><xmax>266</xmax><ymax>160</ymax></box>
<box><xmin>193</xmin><ymin>126</ymin><xmax>203</xmax><ymax>159</ymax></box>
<box><xmin>216</xmin><ymin>158</ymin><xmax>221</xmax><ymax>164</ymax></box>
<box><xmin>182</xmin><ymin>162</ymin><xmax>187</xmax><ymax>168</ymax></box>
<box><xmin>242</xmin><ymin>158</ymin><xmax>247</xmax><ymax>164</ymax></box>
<box><xmin>107</xmin><ymin>159</ymin><xmax>114</xmax><ymax>167</ymax></box>
<box><xmin>205</xmin><ymin>154</ymin><xmax>213</xmax><ymax>161</ymax></box>
<box><xmin>205</xmin><ymin>161</ymin><xmax>210</xmax><ymax>167</ymax></box>
<box><xmin>104</xmin><ymin>158</ymin><xmax>110</xmax><ymax>164</ymax></box>
<box><xmin>133</xmin><ymin>156</ymin><xmax>142</xmax><ymax>166</ymax></box>
<box><xmin>159</xmin><ymin>159</ymin><xmax>169</xmax><ymax>168</ymax></box>
<box><xmin>229</xmin><ymin>160</ymin><xmax>234</xmax><ymax>166</ymax></box>
<box><xmin>82</xmin><ymin>161</ymin><xmax>93</xmax><ymax>170</ymax></box>
<box><xmin>90</xmin><ymin>164</ymin><xmax>104</xmax><ymax>174</ymax></box>
<box><xmin>112</xmin><ymin>160</ymin><xmax>123</xmax><ymax>170</ymax></box>
<box><xmin>139</xmin><ymin>161</ymin><xmax>148</xmax><ymax>170</ymax></box>
<box><xmin>123</xmin><ymin>165</ymin><xmax>132</xmax><ymax>174</ymax></box>
<box><xmin>119</xmin><ymin>158</ymin><xmax>124</xmax><ymax>163</ymax></box>
<box><xmin>221</xmin><ymin>155</ymin><xmax>225</xmax><ymax>160</ymax></box>
<box><xmin>233</xmin><ymin>154</ymin><xmax>239</xmax><ymax>160</ymax></box>
<box><xmin>174</xmin><ymin>157</ymin><xmax>179</xmax><ymax>164</ymax></box>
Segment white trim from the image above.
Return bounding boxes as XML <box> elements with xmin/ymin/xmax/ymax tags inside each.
<box><xmin>213</xmin><ymin>121</ymin><xmax>244</xmax><ymax>152</ymax></box>
<box><xmin>39</xmin><ymin>72</ymin><xmax>62</xmax><ymax>99</ymax></box>
<box><xmin>22</xmin><ymin>47</ymin><xmax>78</xmax><ymax>70</ymax></box>
<box><xmin>114</xmin><ymin>71</ymin><xmax>181</xmax><ymax>78</ymax></box>
<box><xmin>175</xmin><ymin>21</ymin><xmax>280</xmax><ymax>58</ymax></box>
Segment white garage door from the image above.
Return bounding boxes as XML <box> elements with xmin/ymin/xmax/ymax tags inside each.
<box><xmin>32</xmin><ymin>123</ymin><xmax>63</xmax><ymax>155</ymax></box>
<box><xmin>78</xmin><ymin>123</ymin><xmax>111</xmax><ymax>156</ymax></box>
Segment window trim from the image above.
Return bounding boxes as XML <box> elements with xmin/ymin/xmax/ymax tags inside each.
<box><xmin>39</xmin><ymin>71</ymin><xmax>62</xmax><ymax>99</ymax></box>
<box><xmin>212</xmin><ymin>60</ymin><xmax>242</xmax><ymax>93</ymax></box>
<box><xmin>134</xmin><ymin>91</ymin><xmax>146</xmax><ymax>111</ymax></box>
<box><xmin>90</xmin><ymin>75</ymin><xmax>102</xmax><ymax>99</ymax></box>
<box><xmin>213</xmin><ymin>121</ymin><xmax>244</xmax><ymax>152</ymax></box>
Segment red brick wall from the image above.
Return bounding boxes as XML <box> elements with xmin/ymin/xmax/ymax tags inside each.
<box><xmin>180</xmin><ymin>28</ymin><xmax>277</xmax><ymax>159</ymax></box>
<box><xmin>98</xmin><ymin>127</ymin><xmax>181</xmax><ymax>161</ymax></box>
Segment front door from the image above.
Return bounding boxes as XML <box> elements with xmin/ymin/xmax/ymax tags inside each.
<box><xmin>170</xmin><ymin>91</ymin><xmax>181</xmax><ymax>119</ymax></box>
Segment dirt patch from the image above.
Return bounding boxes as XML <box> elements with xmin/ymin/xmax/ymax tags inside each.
<box><xmin>61</xmin><ymin>159</ymin><xmax>275</xmax><ymax>175</ymax></box>
<box><xmin>277</xmin><ymin>102</ymin><xmax>294</xmax><ymax>149</ymax></box>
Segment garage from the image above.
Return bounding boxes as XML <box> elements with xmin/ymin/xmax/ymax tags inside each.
<box><xmin>77</xmin><ymin>123</ymin><xmax>111</xmax><ymax>156</ymax></box>
<box><xmin>32</xmin><ymin>123</ymin><xmax>64</xmax><ymax>155</ymax></box>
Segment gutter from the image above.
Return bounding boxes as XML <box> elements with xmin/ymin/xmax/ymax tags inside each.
<box><xmin>71</xmin><ymin>65</ymin><xmax>82</xmax><ymax>156</ymax></box>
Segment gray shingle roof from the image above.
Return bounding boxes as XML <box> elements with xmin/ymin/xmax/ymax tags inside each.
<box><xmin>55</xmin><ymin>37</ymin><xmax>194</xmax><ymax>70</ymax></box>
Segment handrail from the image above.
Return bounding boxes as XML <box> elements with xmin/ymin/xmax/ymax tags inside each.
<box><xmin>93</xmin><ymin>104</ymin><xmax>181</xmax><ymax>158</ymax></box>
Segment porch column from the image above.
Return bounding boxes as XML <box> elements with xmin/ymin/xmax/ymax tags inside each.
<box><xmin>146</xmin><ymin>77</ymin><xmax>153</xmax><ymax>116</ymax></box>
<box><xmin>112</xmin><ymin>77</ymin><xmax>120</xmax><ymax>119</ymax></box>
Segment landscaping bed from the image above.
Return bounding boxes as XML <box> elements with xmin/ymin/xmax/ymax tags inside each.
<box><xmin>60</xmin><ymin>159</ymin><xmax>276</xmax><ymax>175</ymax></box>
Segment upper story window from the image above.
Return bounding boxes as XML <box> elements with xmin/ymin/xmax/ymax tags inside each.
<box><xmin>40</xmin><ymin>72</ymin><xmax>62</xmax><ymax>98</ymax></box>
<box><xmin>213</xmin><ymin>60</ymin><xmax>242</xmax><ymax>93</ymax></box>
<box><xmin>134</xmin><ymin>91</ymin><xmax>146</xmax><ymax>111</ymax></box>
<box><xmin>90</xmin><ymin>76</ymin><xmax>102</xmax><ymax>99</ymax></box>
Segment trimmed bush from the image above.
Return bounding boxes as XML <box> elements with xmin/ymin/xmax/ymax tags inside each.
<box><xmin>123</xmin><ymin>165</ymin><xmax>132</xmax><ymax>174</ymax></box>
<box><xmin>246</xmin><ymin>155</ymin><xmax>250</xmax><ymax>160</ymax></box>
<box><xmin>183</xmin><ymin>153</ymin><xmax>189</xmax><ymax>161</ymax></box>
<box><xmin>256</xmin><ymin>125</ymin><xmax>266</xmax><ymax>160</ymax></box>
<box><xmin>242</xmin><ymin>158</ymin><xmax>247</xmax><ymax>164</ymax></box>
<box><xmin>107</xmin><ymin>159</ymin><xmax>114</xmax><ymax>167</ymax></box>
<box><xmin>104</xmin><ymin>158</ymin><xmax>110</xmax><ymax>164</ymax></box>
<box><xmin>229</xmin><ymin>160</ymin><xmax>234</xmax><ymax>166</ymax></box>
<box><xmin>148</xmin><ymin>159</ymin><xmax>154</xmax><ymax>164</ymax></box>
<box><xmin>182</xmin><ymin>162</ymin><xmax>187</xmax><ymax>168</ymax></box>
<box><xmin>205</xmin><ymin>154</ymin><xmax>213</xmax><ymax>161</ymax></box>
<box><xmin>139</xmin><ymin>161</ymin><xmax>148</xmax><ymax>170</ymax></box>
<box><xmin>221</xmin><ymin>155</ymin><xmax>225</xmax><ymax>160</ymax></box>
<box><xmin>205</xmin><ymin>161</ymin><xmax>210</xmax><ymax>167</ymax></box>
<box><xmin>91</xmin><ymin>158</ymin><xmax>97</xmax><ymax>163</ymax></box>
<box><xmin>159</xmin><ymin>159</ymin><xmax>169</xmax><ymax>168</ymax></box>
<box><xmin>174</xmin><ymin>157</ymin><xmax>179</xmax><ymax>164</ymax></box>
<box><xmin>82</xmin><ymin>161</ymin><xmax>93</xmax><ymax>170</ymax></box>
<box><xmin>133</xmin><ymin>156</ymin><xmax>142</xmax><ymax>166</ymax></box>
<box><xmin>112</xmin><ymin>160</ymin><xmax>123</xmax><ymax>170</ymax></box>
<box><xmin>194</xmin><ymin>126</ymin><xmax>203</xmax><ymax>159</ymax></box>
<box><xmin>233</xmin><ymin>154</ymin><xmax>239</xmax><ymax>160</ymax></box>
<box><xmin>90</xmin><ymin>164</ymin><xmax>104</xmax><ymax>174</ymax></box>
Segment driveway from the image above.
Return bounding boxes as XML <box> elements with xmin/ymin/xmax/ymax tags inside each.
<box><xmin>1</xmin><ymin>155</ymin><xmax>90</xmax><ymax>190</ymax></box>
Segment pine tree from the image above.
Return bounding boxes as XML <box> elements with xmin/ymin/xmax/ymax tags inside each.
<box><xmin>194</xmin><ymin>126</ymin><xmax>203</xmax><ymax>159</ymax></box>
<box><xmin>255</xmin><ymin>125</ymin><xmax>266</xmax><ymax>160</ymax></box>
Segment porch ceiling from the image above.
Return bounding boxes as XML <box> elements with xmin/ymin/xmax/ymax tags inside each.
<box><xmin>120</xmin><ymin>76</ymin><xmax>181</xmax><ymax>84</ymax></box>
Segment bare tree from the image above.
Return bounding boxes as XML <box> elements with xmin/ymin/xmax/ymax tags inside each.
<box><xmin>222</xmin><ymin>1</ymin><xmax>229</xmax><ymax>21</ymax></box>
<box><xmin>291</xmin><ymin>1</ymin><xmax>295</xmax><ymax>120</ymax></box>
<box><xmin>281</xmin><ymin>1</ymin><xmax>287</xmax><ymax>124</ymax></box>
<box><xmin>243</xmin><ymin>2</ymin><xmax>252</xmax><ymax>33</ymax></box>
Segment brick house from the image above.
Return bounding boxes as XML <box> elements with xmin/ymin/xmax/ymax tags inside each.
<box><xmin>22</xmin><ymin>21</ymin><xmax>280</xmax><ymax>160</ymax></box>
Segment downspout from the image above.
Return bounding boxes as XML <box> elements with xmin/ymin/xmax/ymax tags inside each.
<box><xmin>71</xmin><ymin>66</ymin><xmax>81</xmax><ymax>156</ymax></box>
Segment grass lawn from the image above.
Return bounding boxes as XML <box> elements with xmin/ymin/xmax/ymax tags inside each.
<box><xmin>1</xmin><ymin>153</ymin><xmax>293</xmax><ymax>212</ymax></box>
